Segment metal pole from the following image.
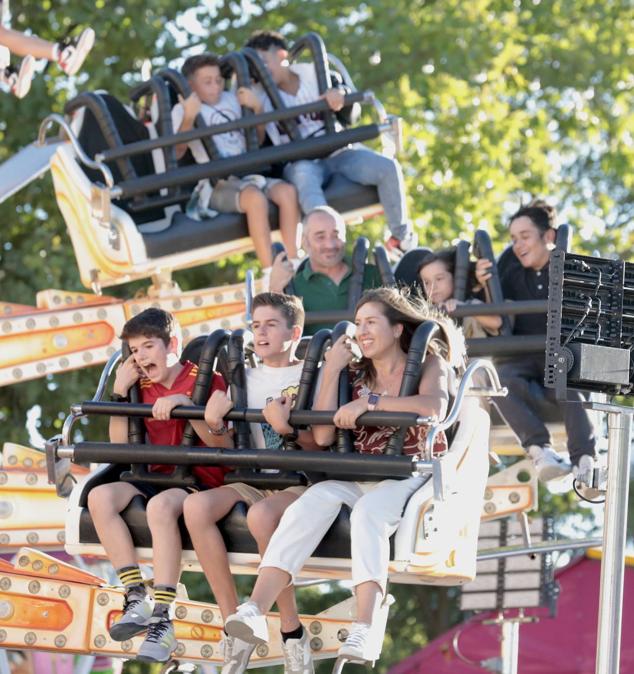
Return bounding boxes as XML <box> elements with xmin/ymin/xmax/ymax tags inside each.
<box><xmin>0</xmin><ymin>651</ymin><xmax>10</xmax><ymax>674</ymax></box>
<box><xmin>500</xmin><ymin>620</ymin><xmax>520</xmax><ymax>674</ymax></box>
<box><xmin>595</xmin><ymin>409</ymin><xmax>632</xmax><ymax>674</ymax></box>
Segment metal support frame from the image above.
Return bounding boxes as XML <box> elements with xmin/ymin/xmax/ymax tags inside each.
<box><xmin>591</xmin><ymin>401</ymin><xmax>632</xmax><ymax>674</ymax></box>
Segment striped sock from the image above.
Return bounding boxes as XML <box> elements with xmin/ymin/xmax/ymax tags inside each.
<box><xmin>117</xmin><ymin>565</ymin><xmax>145</xmax><ymax>596</ymax></box>
<box><xmin>153</xmin><ymin>585</ymin><xmax>177</xmax><ymax>618</ymax></box>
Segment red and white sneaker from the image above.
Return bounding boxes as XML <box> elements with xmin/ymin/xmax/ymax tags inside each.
<box><xmin>4</xmin><ymin>55</ymin><xmax>35</xmax><ymax>98</ymax></box>
<box><xmin>57</xmin><ymin>27</ymin><xmax>95</xmax><ymax>76</ymax></box>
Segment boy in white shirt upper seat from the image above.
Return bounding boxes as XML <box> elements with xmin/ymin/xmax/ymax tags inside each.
<box><xmin>171</xmin><ymin>53</ymin><xmax>301</xmax><ymax>276</ymax></box>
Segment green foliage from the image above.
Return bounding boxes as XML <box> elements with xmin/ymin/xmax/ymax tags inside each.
<box><xmin>0</xmin><ymin>1</ymin><xmax>633</xmax><ymax>672</ymax></box>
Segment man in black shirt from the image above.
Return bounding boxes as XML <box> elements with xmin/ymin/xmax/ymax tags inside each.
<box><xmin>477</xmin><ymin>201</ymin><xmax>596</xmax><ymax>487</ymax></box>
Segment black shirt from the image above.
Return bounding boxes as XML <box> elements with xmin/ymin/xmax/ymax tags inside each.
<box><xmin>500</xmin><ymin>262</ymin><xmax>549</xmax><ymax>335</ymax></box>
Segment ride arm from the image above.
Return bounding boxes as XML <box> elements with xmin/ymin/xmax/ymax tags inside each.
<box><xmin>172</xmin><ymin>95</ymin><xmax>200</xmax><ymax>160</ymax></box>
<box><xmin>312</xmin><ymin>362</ymin><xmax>342</xmax><ymax>448</ymax></box>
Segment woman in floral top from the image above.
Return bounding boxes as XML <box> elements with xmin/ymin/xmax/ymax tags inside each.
<box><xmin>224</xmin><ymin>288</ymin><xmax>463</xmax><ymax>668</ymax></box>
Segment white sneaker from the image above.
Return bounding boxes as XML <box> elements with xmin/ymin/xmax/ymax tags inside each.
<box><xmin>527</xmin><ymin>445</ymin><xmax>571</xmax><ymax>483</ymax></box>
<box><xmin>221</xmin><ymin>634</ymin><xmax>256</xmax><ymax>674</ymax></box>
<box><xmin>57</xmin><ymin>28</ymin><xmax>95</xmax><ymax>76</ymax></box>
<box><xmin>573</xmin><ymin>454</ymin><xmax>604</xmax><ymax>501</ymax></box>
<box><xmin>224</xmin><ymin>601</ymin><xmax>269</xmax><ymax>645</ymax></box>
<box><xmin>282</xmin><ymin>629</ymin><xmax>314</xmax><ymax>674</ymax></box>
<box><xmin>338</xmin><ymin>622</ymin><xmax>371</xmax><ymax>662</ymax></box>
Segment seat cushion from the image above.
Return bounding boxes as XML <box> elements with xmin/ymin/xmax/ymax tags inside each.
<box><xmin>77</xmin><ymin>498</ymin><xmax>393</xmax><ymax>559</ymax></box>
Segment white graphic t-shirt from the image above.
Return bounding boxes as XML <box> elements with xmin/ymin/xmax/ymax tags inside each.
<box><xmin>261</xmin><ymin>63</ymin><xmax>331</xmax><ymax>145</ymax></box>
<box><xmin>171</xmin><ymin>90</ymin><xmax>246</xmax><ymax>162</ymax></box>
<box><xmin>245</xmin><ymin>362</ymin><xmax>303</xmax><ymax>449</ymax></box>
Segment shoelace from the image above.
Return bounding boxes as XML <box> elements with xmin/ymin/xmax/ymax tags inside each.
<box><xmin>345</xmin><ymin>624</ymin><xmax>370</xmax><ymax>649</ymax></box>
<box><xmin>145</xmin><ymin>619</ymin><xmax>171</xmax><ymax>643</ymax></box>
<box><xmin>283</xmin><ymin>641</ymin><xmax>304</xmax><ymax>671</ymax></box>
<box><xmin>122</xmin><ymin>595</ymin><xmax>144</xmax><ymax>613</ymax></box>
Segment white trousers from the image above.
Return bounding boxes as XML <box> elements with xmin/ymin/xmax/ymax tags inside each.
<box><xmin>259</xmin><ymin>476</ymin><xmax>424</xmax><ymax>594</ymax></box>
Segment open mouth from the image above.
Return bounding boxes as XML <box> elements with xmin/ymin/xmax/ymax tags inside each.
<box><xmin>139</xmin><ymin>362</ymin><xmax>158</xmax><ymax>378</ymax></box>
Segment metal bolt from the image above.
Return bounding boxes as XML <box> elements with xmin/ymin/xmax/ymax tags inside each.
<box><xmin>175</xmin><ymin>605</ymin><xmax>187</xmax><ymax>619</ymax></box>
<box><xmin>310</xmin><ymin>637</ymin><xmax>323</xmax><ymax>651</ymax></box>
<box><xmin>26</xmin><ymin>472</ymin><xmax>38</xmax><ymax>485</ymax></box>
<box><xmin>509</xmin><ymin>491</ymin><xmax>521</xmax><ymax>504</ymax></box>
<box><xmin>337</xmin><ymin>629</ymin><xmax>349</xmax><ymax>642</ymax></box>
<box><xmin>122</xmin><ymin>640</ymin><xmax>133</xmax><ymax>652</ymax></box>
<box><xmin>256</xmin><ymin>644</ymin><xmax>269</xmax><ymax>657</ymax></box>
<box><xmin>0</xmin><ymin>578</ymin><xmax>11</xmax><ymax>591</ymax></box>
<box><xmin>28</xmin><ymin>580</ymin><xmax>41</xmax><ymax>594</ymax></box>
<box><xmin>59</xmin><ymin>585</ymin><xmax>70</xmax><ymax>598</ymax></box>
<box><xmin>0</xmin><ymin>629</ymin><xmax>6</xmax><ymax>642</ymax></box>
<box><xmin>484</xmin><ymin>502</ymin><xmax>497</xmax><ymax>514</ymax></box>
<box><xmin>32</xmin><ymin>560</ymin><xmax>43</xmax><ymax>571</ymax></box>
<box><xmin>0</xmin><ymin>601</ymin><xmax>14</xmax><ymax>619</ymax></box>
<box><xmin>174</xmin><ymin>642</ymin><xmax>186</xmax><ymax>657</ymax></box>
<box><xmin>0</xmin><ymin>473</ymin><xmax>7</xmax><ymax>485</ymax></box>
<box><xmin>484</xmin><ymin>488</ymin><xmax>493</xmax><ymax>500</ymax></box>
<box><xmin>26</xmin><ymin>532</ymin><xmax>39</xmax><ymax>544</ymax></box>
<box><xmin>97</xmin><ymin>593</ymin><xmax>109</xmax><ymax>606</ymax></box>
<box><xmin>24</xmin><ymin>632</ymin><xmax>36</xmax><ymax>645</ymax></box>
<box><xmin>48</xmin><ymin>564</ymin><xmax>59</xmax><ymax>575</ymax></box>
<box><xmin>18</xmin><ymin>555</ymin><xmax>29</xmax><ymax>567</ymax></box>
<box><xmin>201</xmin><ymin>609</ymin><xmax>214</xmax><ymax>623</ymax></box>
<box><xmin>309</xmin><ymin>620</ymin><xmax>322</xmax><ymax>635</ymax></box>
<box><xmin>200</xmin><ymin>644</ymin><xmax>213</xmax><ymax>658</ymax></box>
<box><xmin>94</xmin><ymin>635</ymin><xmax>106</xmax><ymax>648</ymax></box>
<box><xmin>55</xmin><ymin>635</ymin><xmax>67</xmax><ymax>648</ymax></box>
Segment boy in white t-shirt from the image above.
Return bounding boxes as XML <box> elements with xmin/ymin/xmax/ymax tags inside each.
<box><xmin>171</xmin><ymin>53</ymin><xmax>301</xmax><ymax>272</ymax></box>
<box><xmin>244</xmin><ymin>30</ymin><xmax>417</xmax><ymax>255</ymax></box>
<box><xmin>183</xmin><ymin>292</ymin><xmax>319</xmax><ymax>674</ymax></box>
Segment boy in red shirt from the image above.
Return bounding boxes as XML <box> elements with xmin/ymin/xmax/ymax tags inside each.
<box><xmin>87</xmin><ymin>308</ymin><xmax>232</xmax><ymax>663</ymax></box>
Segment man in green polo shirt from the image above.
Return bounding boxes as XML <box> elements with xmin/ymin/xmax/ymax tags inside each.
<box><xmin>270</xmin><ymin>206</ymin><xmax>382</xmax><ymax>335</ymax></box>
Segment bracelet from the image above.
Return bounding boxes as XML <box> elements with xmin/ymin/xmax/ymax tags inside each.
<box><xmin>208</xmin><ymin>424</ymin><xmax>227</xmax><ymax>436</ymax></box>
<box><xmin>109</xmin><ymin>393</ymin><xmax>129</xmax><ymax>403</ymax></box>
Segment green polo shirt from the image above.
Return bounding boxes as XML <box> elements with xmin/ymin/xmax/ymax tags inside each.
<box><xmin>293</xmin><ymin>257</ymin><xmax>383</xmax><ymax>335</ymax></box>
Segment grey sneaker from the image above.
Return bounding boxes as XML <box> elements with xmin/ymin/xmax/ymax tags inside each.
<box><xmin>282</xmin><ymin>630</ymin><xmax>314</xmax><ymax>674</ymax></box>
<box><xmin>338</xmin><ymin>622</ymin><xmax>371</xmax><ymax>662</ymax></box>
<box><xmin>221</xmin><ymin>634</ymin><xmax>256</xmax><ymax>674</ymax></box>
<box><xmin>136</xmin><ymin>617</ymin><xmax>177</xmax><ymax>662</ymax></box>
<box><xmin>573</xmin><ymin>454</ymin><xmax>604</xmax><ymax>500</ymax></box>
<box><xmin>527</xmin><ymin>445</ymin><xmax>571</xmax><ymax>483</ymax></box>
<box><xmin>108</xmin><ymin>594</ymin><xmax>152</xmax><ymax>641</ymax></box>
<box><xmin>224</xmin><ymin>601</ymin><xmax>269</xmax><ymax>645</ymax></box>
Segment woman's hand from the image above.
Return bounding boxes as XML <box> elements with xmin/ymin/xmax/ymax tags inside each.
<box><xmin>113</xmin><ymin>355</ymin><xmax>140</xmax><ymax>396</ymax></box>
<box><xmin>333</xmin><ymin>397</ymin><xmax>369</xmax><ymax>429</ymax></box>
<box><xmin>152</xmin><ymin>394</ymin><xmax>190</xmax><ymax>421</ymax></box>
<box><xmin>263</xmin><ymin>395</ymin><xmax>293</xmax><ymax>435</ymax></box>
<box><xmin>324</xmin><ymin>335</ymin><xmax>355</xmax><ymax>373</ymax></box>
<box><xmin>204</xmin><ymin>390</ymin><xmax>233</xmax><ymax>431</ymax></box>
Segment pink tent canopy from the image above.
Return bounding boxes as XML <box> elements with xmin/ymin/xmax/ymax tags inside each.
<box><xmin>390</xmin><ymin>554</ymin><xmax>634</xmax><ymax>674</ymax></box>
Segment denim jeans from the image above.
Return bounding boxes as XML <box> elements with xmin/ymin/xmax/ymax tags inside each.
<box><xmin>493</xmin><ymin>353</ymin><xmax>596</xmax><ymax>465</ymax></box>
<box><xmin>283</xmin><ymin>147</ymin><xmax>410</xmax><ymax>239</ymax></box>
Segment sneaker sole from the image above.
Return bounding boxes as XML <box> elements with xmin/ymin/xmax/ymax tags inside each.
<box><xmin>62</xmin><ymin>28</ymin><xmax>95</xmax><ymax>75</ymax></box>
<box><xmin>136</xmin><ymin>651</ymin><xmax>175</xmax><ymax>663</ymax></box>
<box><xmin>224</xmin><ymin>617</ymin><xmax>268</xmax><ymax>645</ymax></box>
<box><xmin>108</xmin><ymin>621</ymin><xmax>150</xmax><ymax>641</ymax></box>
<box><xmin>537</xmin><ymin>465</ymin><xmax>572</xmax><ymax>483</ymax></box>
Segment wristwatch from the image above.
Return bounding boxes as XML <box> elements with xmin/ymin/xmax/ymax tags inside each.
<box><xmin>367</xmin><ymin>392</ymin><xmax>380</xmax><ymax>411</ymax></box>
<box><xmin>109</xmin><ymin>393</ymin><xmax>129</xmax><ymax>403</ymax></box>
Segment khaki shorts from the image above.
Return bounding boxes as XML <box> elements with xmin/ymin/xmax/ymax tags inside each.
<box><xmin>227</xmin><ymin>482</ymin><xmax>306</xmax><ymax>506</ymax></box>
<box><xmin>210</xmin><ymin>175</ymin><xmax>283</xmax><ymax>213</ymax></box>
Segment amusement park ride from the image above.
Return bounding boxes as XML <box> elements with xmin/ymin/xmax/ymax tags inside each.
<box><xmin>0</xmin><ymin>32</ymin><xmax>630</xmax><ymax>674</ymax></box>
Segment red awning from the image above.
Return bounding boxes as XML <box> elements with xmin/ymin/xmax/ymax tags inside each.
<box><xmin>389</xmin><ymin>555</ymin><xmax>634</xmax><ymax>674</ymax></box>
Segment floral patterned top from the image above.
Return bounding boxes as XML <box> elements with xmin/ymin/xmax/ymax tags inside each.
<box><xmin>351</xmin><ymin>379</ymin><xmax>447</xmax><ymax>456</ymax></box>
